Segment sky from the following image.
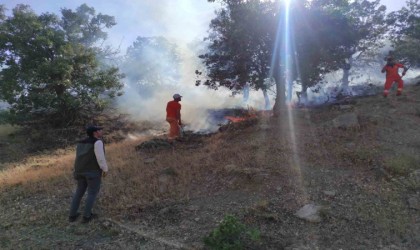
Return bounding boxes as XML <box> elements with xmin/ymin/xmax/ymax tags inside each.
<box><xmin>2</xmin><ymin>0</ymin><xmax>219</xmax><ymax>52</ymax></box>
<box><xmin>0</xmin><ymin>0</ymin><xmax>411</xmax><ymax>130</ymax></box>
<box><xmin>381</xmin><ymin>0</ymin><xmax>408</xmax><ymax>12</ymax></box>
<box><xmin>2</xmin><ymin>0</ymin><xmax>407</xmax><ymax>52</ymax></box>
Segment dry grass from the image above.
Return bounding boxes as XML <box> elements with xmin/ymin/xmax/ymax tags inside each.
<box><xmin>0</xmin><ymin>152</ymin><xmax>73</xmax><ymax>188</ymax></box>
<box><xmin>1</xmin><ymin>86</ymin><xmax>420</xmax><ymax>249</ymax></box>
<box><xmin>0</xmin><ymin>121</ymin><xmax>303</xmax><ymax>218</ymax></box>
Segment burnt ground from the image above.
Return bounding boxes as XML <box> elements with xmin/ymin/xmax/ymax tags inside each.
<box><xmin>0</xmin><ymin>85</ymin><xmax>420</xmax><ymax>249</ymax></box>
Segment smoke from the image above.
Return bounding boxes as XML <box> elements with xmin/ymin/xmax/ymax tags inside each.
<box><xmin>5</xmin><ymin>0</ymin><xmax>414</xmax><ymax>130</ymax></box>
<box><xmin>116</xmin><ymin>42</ymin><xmax>252</xmax><ymax>133</ymax></box>
<box><xmin>114</xmin><ymin>0</ymin><xmax>276</xmax><ymax>133</ymax></box>
<box><xmin>297</xmin><ymin>62</ymin><xmax>420</xmax><ymax>106</ymax></box>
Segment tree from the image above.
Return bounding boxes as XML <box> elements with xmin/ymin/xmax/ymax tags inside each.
<box><xmin>291</xmin><ymin>0</ymin><xmax>363</xmax><ymax>102</ymax></box>
<box><xmin>0</xmin><ymin>4</ymin><xmax>124</xmax><ymax>127</ymax></box>
<box><xmin>321</xmin><ymin>0</ymin><xmax>387</xmax><ymax>94</ymax></box>
<box><xmin>121</xmin><ymin>36</ymin><xmax>180</xmax><ymax>98</ymax></box>
<box><xmin>198</xmin><ymin>0</ymin><xmax>361</xmax><ymax>113</ymax></box>
<box><xmin>196</xmin><ymin>0</ymin><xmax>278</xmax><ymax>111</ymax></box>
<box><xmin>388</xmin><ymin>0</ymin><xmax>420</xmax><ymax>68</ymax></box>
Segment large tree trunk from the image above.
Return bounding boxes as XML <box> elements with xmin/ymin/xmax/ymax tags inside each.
<box><xmin>262</xmin><ymin>89</ymin><xmax>270</xmax><ymax>110</ymax></box>
<box><xmin>242</xmin><ymin>82</ymin><xmax>250</xmax><ymax>105</ymax></box>
<box><xmin>272</xmin><ymin>66</ymin><xmax>286</xmax><ymax>116</ymax></box>
<box><xmin>300</xmin><ymin>82</ymin><xmax>308</xmax><ymax>104</ymax></box>
<box><xmin>341</xmin><ymin>57</ymin><xmax>353</xmax><ymax>95</ymax></box>
<box><xmin>286</xmin><ymin>76</ymin><xmax>293</xmax><ymax>104</ymax></box>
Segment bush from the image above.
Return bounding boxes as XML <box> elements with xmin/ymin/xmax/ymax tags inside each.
<box><xmin>385</xmin><ymin>155</ymin><xmax>418</xmax><ymax>176</ymax></box>
<box><xmin>203</xmin><ymin>215</ymin><xmax>260</xmax><ymax>250</ymax></box>
<box><xmin>0</xmin><ymin>110</ymin><xmax>13</xmax><ymax>124</ymax></box>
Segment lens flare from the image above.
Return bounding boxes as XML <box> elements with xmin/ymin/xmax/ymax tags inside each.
<box><xmin>270</xmin><ymin>0</ymin><xmax>307</xmax><ymax>201</ymax></box>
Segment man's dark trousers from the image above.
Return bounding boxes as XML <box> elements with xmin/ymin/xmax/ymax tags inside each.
<box><xmin>69</xmin><ymin>173</ymin><xmax>101</xmax><ymax>218</ymax></box>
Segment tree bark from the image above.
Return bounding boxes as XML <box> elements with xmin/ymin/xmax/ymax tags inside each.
<box><xmin>262</xmin><ymin>89</ymin><xmax>270</xmax><ymax>110</ymax></box>
<box><xmin>300</xmin><ymin>82</ymin><xmax>308</xmax><ymax>104</ymax></box>
<box><xmin>341</xmin><ymin>57</ymin><xmax>353</xmax><ymax>95</ymax></box>
<box><xmin>272</xmin><ymin>66</ymin><xmax>286</xmax><ymax>116</ymax></box>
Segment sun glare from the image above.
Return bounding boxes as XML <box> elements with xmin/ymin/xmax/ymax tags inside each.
<box><xmin>269</xmin><ymin>0</ymin><xmax>307</xmax><ymax>200</ymax></box>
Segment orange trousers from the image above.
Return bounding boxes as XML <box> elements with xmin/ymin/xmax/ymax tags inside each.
<box><xmin>383</xmin><ymin>77</ymin><xmax>403</xmax><ymax>96</ymax></box>
<box><xmin>166</xmin><ymin>117</ymin><xmax>180</xmax><ymax>140</ymax></box>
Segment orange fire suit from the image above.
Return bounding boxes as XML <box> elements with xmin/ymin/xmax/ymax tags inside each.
<box><xmin>381</xmin><ymin>63</ymin><xmax>406</xmax><ymax>97</ymax></box>
<box><xmin>166</xmin><ymin>100</ymin><xmax>181</xmax><ymax>140</ymax></box>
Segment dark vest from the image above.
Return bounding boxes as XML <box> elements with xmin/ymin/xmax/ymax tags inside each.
<box><xmin>74</xmin><ymin>137</ymin><xmax>103</xmax><ymax>175</ymax></box>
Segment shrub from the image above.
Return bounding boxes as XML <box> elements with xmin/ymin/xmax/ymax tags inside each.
<box><xmin>204</xmin><ymin>215</ymin><xmax>260</xmax><ymax>250</ymax></box>
<box><xmin>385</xmin><ymin>155</ymin><xmax>418</xmax><ymax>176</ymax></box>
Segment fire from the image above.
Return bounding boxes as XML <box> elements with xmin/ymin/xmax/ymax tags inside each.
<box><xmin>224</xmin><ymin>108</ymin><xmax>258</xmax><ymax>123</ymax></box>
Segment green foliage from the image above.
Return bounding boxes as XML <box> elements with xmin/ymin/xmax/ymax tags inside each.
<box><xmin>0</xmin><ymin>110</ymin><xmax>12</xmax><ymax>124</ymax></box>
<box><xmin>199</xmin><ymin>0</ymin><xmax>364</xmax><ymax>112</ymax></box>
<box><xmin>385</xmin><ymin>155</ymin><xmax>418</xmax><ymax>176</ymax></box>
<box><xmin>203</xmin><ymin>215</ymin><xmax>260</xmax><ymax>250</ymax></box>
<box><xmin>197</xmin><ymin>0</ymin><xmax>275</xmax><ymax>94</ymax></box>
<box><xmin>293</xmin><ymin>2</ymin><xmax>357</xmax><ymax>87</ymax></box>
<box><xmin>388</xmin><ymin>0</ymin><xmax>420</xmax><ymax>66</ymax></box>
<box><xmin>0</xmin><ymin>4</ymin><xmax>124</xmax><ymax>127</ymax></box>
<box><xmin>314</xmin><ymin>0</ymin><xmax>388</xmax><ymax>90</ymax></box>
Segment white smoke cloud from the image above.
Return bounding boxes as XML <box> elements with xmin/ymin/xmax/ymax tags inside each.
<box><xmin>114</xmin><ymin>0</ymin><xmax>274</xmax><ymax>133</ymax></box>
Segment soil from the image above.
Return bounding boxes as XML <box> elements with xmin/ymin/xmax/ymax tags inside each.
<box><xmin>0</xmin><ymin>85</ymin><xmax>419</xmax><ymax>249</ymax></box>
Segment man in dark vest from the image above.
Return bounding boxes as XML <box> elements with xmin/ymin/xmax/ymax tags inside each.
<box><xmin>69</xmin><ymin>126</ymin><xmax>109</xmax><ymax>223</ymax></box>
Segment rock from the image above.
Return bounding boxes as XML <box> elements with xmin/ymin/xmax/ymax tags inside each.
<box><xmin>285</xmin><ymin>244</ymin><xmax>312</xmax><ymax>250</ymax></box>
<box><xmin>158</xmin><ymin>207</ymin><xmax>171</xmax><ymax>215</ymax></box>
<box><xmin>224</xmin><ymin>164</ymin><xmax>239</xmax><ymax>172</ymax></box>
<box><xmin>339</xmin><ymin>105</ymin><xmax>353</xmax><ymax>110</ymax></box>
<box><xmin>252</xmin><ymin>173</ymin><xmax>269</xmax><ymax>183</ymax></box>
<box><xmin>332</xmin><ymin>113</ymin><xmax>359</xmax><ymax>129</ymax></box>
<box><xmin>144</xmin><ymin>158</ymin><xmax>156</xmax><ymax>164</ymax></box>
<box><xmin>323</xmin><ymin>190</ymin><xmax>336</xmax><ymax>197</ymax></box>
<box><xmin>160</xmin><ymin>167</ymin><xmax>178</xmax><ymax>176</ymax></box>
<box><xmin>259</xmin><ymin>124</ymin><xmax>270</xmax><ymax>130</ymax></box>
<box><xmin>102</xmin><ymin>220</ymin><xmax>112</xmax><ymax>228</ymax></box>
<box><xmin>407</xmin><ymin>196</ymin><xmax>420</xmax><ymax>210</ymax></box>
<box><xmin>158</xmin><ymin>175</ymin><xmax>171</xmax><ymax>193</ymax></box>
<box><xmin>372</xmin><ymin>166</ymin><xmax>391</xmax><ymax>181</ymax></box>
<box><xmin>186</xmin><ymin>205</ymin><xmax>199</xmax><ymax>212</ymax></box>
<box><xmin>380</xmin><ymin>245</ymin><xmax>401</xmax><ymax>250</ymax></box>
<box><xmin>295</xmin><ymin>204</ymin><xmax>323</xmax><ymax>223</ymax></box>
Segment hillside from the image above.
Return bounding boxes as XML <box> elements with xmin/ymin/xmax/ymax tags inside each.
<box><xmin>0</xmin><ymin>85</ymin><xmax>419</xmax><ymax>249</ymax></box>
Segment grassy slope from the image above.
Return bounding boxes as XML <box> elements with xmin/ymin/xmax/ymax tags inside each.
<box><xmin>0</xmin><ymin>86</ymin><xmax>419</xmax><ymax>249</ymax></box>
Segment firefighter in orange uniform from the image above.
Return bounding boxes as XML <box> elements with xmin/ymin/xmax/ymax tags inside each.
<box><xmin>381</xmin><ymin>57</ymin><xmax>408</xmax><ymax>97</ymax></box>
<box><xmin>166</xmin><ymin>93</ymin><xmax>182</xmax><ymax>140</ymax></box>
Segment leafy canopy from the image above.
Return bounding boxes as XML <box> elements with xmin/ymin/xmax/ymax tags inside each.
<box><xmin>388</xmin><ymin>0</ymin><xmax>420</xmax><ymax>67</ymax></box>
<box><xmin>197</xmin><ymin>0</ymin><xmax>276</xmax><ymax>94</ymax></box>
<box><xmin>198</xmin><ymin>0</ymin><xmax>361</xmax><ymax>110</ymax></box>
<box><xmin>0</xmin><ymin>4</ymin><xmax>124</xmax><ymax>127</ymax></box>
